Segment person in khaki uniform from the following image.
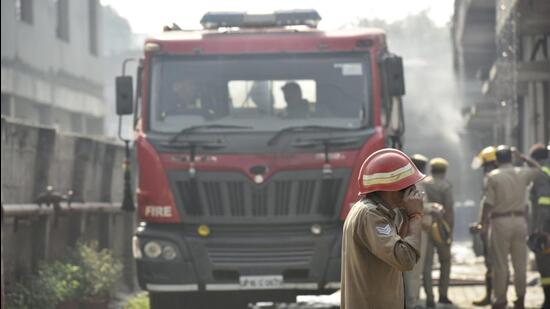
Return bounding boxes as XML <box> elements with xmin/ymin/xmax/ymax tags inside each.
<box><xmin>479</xmin><ymin>145</ymin><xmax>541</xmax><ymax>309</ymax></box>
<box><xmin>471</xmin><ymin>146</ymin><xmax>499</xmax><ymax>306</ymax></box>
<box><xmin>341</xmin><ymin>148</ymin><xmax>426</xmax><ymax>309</ymax></box>
<box><xmin>422</xmin><ymin>157</ymin><xmax>454</xmax><ymax>307</ymax></box>
<box><xmin>403</xmin><ymin>154</ymin><xmax>436</xmax><ymax>309</ymax></box>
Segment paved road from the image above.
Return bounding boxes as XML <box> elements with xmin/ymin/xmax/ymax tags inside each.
<box><xmin>250</xmin><ymin>242</ymin><xmax>545</xmax><ymax>308</ymax></box>
<box><xmin>114</xmin><ymin>242</ymin><xmax>546</xmax><ymax>308</ymax></box>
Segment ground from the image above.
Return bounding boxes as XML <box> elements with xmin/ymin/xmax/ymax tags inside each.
<box><xmin>113</xmin><ymin>242</ymin><xmax>546</xmax><ymax>309</ymax></box>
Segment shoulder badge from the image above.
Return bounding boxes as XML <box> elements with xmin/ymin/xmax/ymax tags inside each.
<box><xmin>376</xmin><ymin>224</ymin><xmax>392</xmax><ymax>236</ymax></box>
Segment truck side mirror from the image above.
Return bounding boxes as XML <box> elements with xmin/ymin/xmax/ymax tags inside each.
<box><xmin>384</xmin><ymin>56</ymin><xmax>406</xmax><ymax>96</ymax></box>
<box><xmin>116</xmin><ymin>76</ymin><xmax>134</xmax><ymax>115</ymax></box>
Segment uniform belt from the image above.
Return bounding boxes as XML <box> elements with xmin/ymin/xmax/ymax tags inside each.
<box><xmin>490</xmin><ymin>211</ymin><xmax>525</xmax><ymax>219</ymax></box>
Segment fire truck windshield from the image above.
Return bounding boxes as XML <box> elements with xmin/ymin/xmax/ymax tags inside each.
<box><xmin>149</xmin><ymin>53</ymin><xmax>371</xmax><ymax>133</ymax></box>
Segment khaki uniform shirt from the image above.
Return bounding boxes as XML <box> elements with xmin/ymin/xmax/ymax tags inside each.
<box><xmin>416</xmin><ymin>180</ymin><xmax>433</xmax><ymax>230</ymax></box>
<box><xmin>423</xmin><ymin>175</ymin><xmax>454</xmax><ymax>229</ymax></box>
<box><xmin>484</xmin><ymin>164</ymin><xmax>539</xmax><ymax>214</ymax></box>
<box><xmin>341</xmin><ymin>196</ymin><xmax>420</xmax><ymax>309</ymax></box>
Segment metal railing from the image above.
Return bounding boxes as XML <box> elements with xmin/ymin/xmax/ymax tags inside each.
<box><xmin>2</xmin><ymin>202</ymin><xmax>122</xmax><ymax>218</ymax></box>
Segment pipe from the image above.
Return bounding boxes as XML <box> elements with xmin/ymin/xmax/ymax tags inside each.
<box><xmin>2</xmin><ymin>202</ymin><xmax>122</xmax><ymax>218</ymax></box>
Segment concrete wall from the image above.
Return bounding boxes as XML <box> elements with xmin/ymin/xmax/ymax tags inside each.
<box><xmin>1</xmin><ymin>0</ymin><xmax>105</xmax><ymax>134</ymax></box>
<box><xmin>1</xmin><ymin>117</ymin><xmax>136</xmax><ymax>290</ymax></box>
<box><xmin>2</xmin><ymin>210</ymin><xmax>136</xmax><ymax>291</ymax></box>
<box><xmin>1</xmin><ymin>117</ymin><xmax>124</xmax><ymax>204</ymax></box>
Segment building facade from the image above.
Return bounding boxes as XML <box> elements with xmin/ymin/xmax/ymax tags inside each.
<box><xmin>453</xmin><ymin>0</ymin><xmax>550</xmax><ymax>151</ymax></box>
<box><xmin>1</xmin><ymin>0</ymin><xmax>105</xmax><ymax>134</ymax></box>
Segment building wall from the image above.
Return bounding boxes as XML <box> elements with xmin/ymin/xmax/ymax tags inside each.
<box><xmin>498</xmin><ymin>1</ymin><xmax>550</xmax><ymax>149</ymax></box>
<box><xmin>453</xmin><ymin>0</ymin><xmax>549</xmax><ymax>152</ymax></box>
<box><xmin>1</xmin><ymin>0</ymin><xmax>105</xmax><ymax>134</ymax></box>
<box><xmin>519</xmin><ymin>34</ymin><xmax>550</xmax><ymax>148</ymax></box>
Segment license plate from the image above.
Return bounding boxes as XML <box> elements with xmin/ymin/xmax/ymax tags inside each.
<box><xmin>239</xmin><ymin>275</ymin><xmax>283</xmax><ymax>289</ymax></box>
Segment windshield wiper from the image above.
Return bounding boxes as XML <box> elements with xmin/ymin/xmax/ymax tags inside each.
<box><xmin>267</xmin><ymin>125</ymin><xmax>355</xmax><ymax>146</ymax></box>
<box><xmin>169</xmin><ymin>124</ymin><xmax>252</xmax><ymax>144</ymax></box>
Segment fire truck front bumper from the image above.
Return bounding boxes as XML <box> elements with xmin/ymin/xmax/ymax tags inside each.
<box><xmin>134</xmin><ymin>222</ymin><xmax>342</xmax><ymax>294</ymax></box>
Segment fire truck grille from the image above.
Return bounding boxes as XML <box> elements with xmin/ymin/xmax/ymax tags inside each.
<box><xmin>171</xmin><ymin>169</ymin><xmax>350</xmax><ymax>219</ymax></box>
<box><xmin>206</xmin><ymin>243</ymin><xmax>315</xmax><ymax>266</ymax></box>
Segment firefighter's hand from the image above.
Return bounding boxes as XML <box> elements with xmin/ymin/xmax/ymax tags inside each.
<box><xmin>469</xmin><ymin>222</ymin><xmax>482</xmax><ymax>234</ymax></box>
<box><xmin>430</xmin><ymin>202</ymin><xmax>444</xmax><ymax>217</ymax></box>
<box><xmin>403</xmin><ymin>188</ymin><xmax>424</xmax><ymax>216</ymax></box>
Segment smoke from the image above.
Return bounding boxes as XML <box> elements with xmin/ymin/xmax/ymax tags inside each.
<box><xmin>357</xmin><ymin>12</ymin><xmax>480</xmax><ymax>205</ymax></box>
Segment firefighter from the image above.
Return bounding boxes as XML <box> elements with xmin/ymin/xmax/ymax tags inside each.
<box><xmin>422</xmin><ymin>157</ymin><xmax>454</xmax><ymax>307</ymax></box>
<box><xmin>528</xmin><ymin>143</ymin><xmax>550</xmax><ymax>309</ymax></box>
<box><xmin>479</xmin><ymin>145</ymin><xmax>541</xmax><ymax>309</ymax></box>
<box><xmin>404</xmin><ymin>154</ymin><xmax>431</xmax><ymax>309</ymax></box>
<box><xmin>341</xmin><ymin>148</ymin><xmax>425</xmax><ymax>309</ymax></box>
<box><xmin>471</xmin><ymin>146</ymin><xmax>498</xmax><ymax>306</ymax></box>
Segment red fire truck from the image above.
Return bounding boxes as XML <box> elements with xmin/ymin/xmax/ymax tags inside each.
<box><xmin>116</xmin><ymin>10</ymin><xmax>406</xmax><ymax>308</ymax></box>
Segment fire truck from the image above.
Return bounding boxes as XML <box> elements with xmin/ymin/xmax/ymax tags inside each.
<box><xmin>115</xmin><ymin>9</ymin><xmax>406</xmax><ymax>308</ymax></box>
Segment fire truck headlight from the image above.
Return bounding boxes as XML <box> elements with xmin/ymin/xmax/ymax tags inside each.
<box><xmin>197</xmin><ymin>224</ymin><xmax>211</xmax><ymax>237</ymax></box>
<box><xmin>132</xmin><ymin>236</ymin><xmax>142</xmax><ymax>259</ymax></box>
<box><xmin>311</xmin><ymin>224</ymin><xmax>322</xmax><ymax>235</ymax></box>
<box><xmin>144</xmin><ymin>241</ymin><xmax>162</xmax><ymax>258</ymax></box>
<box><xmin>162</xmin><ymin>245</ymin><xmax>178</xmax><ymax>260</ymax></box>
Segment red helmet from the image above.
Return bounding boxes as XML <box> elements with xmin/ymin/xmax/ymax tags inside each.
<box><xmin>358</xmin><ymin>148</ymin><xmax>426</xmax><ymax>195</ymax></box>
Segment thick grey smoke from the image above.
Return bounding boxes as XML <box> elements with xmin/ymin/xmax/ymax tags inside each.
<box><xmin>357</xmin><ymin>13</ymin><xmax>482</xmax><ymax>238</ymax></box>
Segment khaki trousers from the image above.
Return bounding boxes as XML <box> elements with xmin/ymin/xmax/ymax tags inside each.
<box><xmin>489</xmin><ymin>216</ymin><xmax>528</xmax><ymax>305</ymax></box>
<box><xmin>404</xmin><ymin>230</ymin><xmax>428</xmax><ymax>308</ymax></box>
<box><xmin>423</xmin><ymin>237</ymin><xmax>452</xmax><ymax>301</ymax></box>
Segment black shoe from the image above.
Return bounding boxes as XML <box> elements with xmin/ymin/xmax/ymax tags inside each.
<box><xmin>439</xmin><ymin>297</ymin><xmax>453</xmax><ymax>305</ymax></box>
<box><xmin>426</xmin><ymin>299</ymin><xmax>436</xmax><ymax>308</ymax></box>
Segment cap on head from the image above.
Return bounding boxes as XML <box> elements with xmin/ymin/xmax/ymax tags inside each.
<box><xmin>430</xmin><ymin>157</ymin><xmax>448</xmax><ymax>174</ymax></box>
<box><xmin>358</xmin><ymin>148</ymin><xmax>426</xmax><ymax>195</ymax></box>
<box><xmin>529</xmin><ymin>143</ymin><xmax>548</xmax><ymax>161</ymax></box>
<box><xmin>495</xmin><ymin>145</ymin><xmax>512</xmax><ymax>164</ymax></box>
<box><xmin>410</xmin><ymin>154</ymin><xmax>428</xmax><ymax>173</ymax></box>
<box><xmin>471</xmin><ymin>146</ymin><xmax>496</xmax><ymax>169</ymax></box>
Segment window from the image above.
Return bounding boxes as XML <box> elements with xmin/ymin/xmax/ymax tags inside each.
<box><xmin>56</xmin><ymin>0</ymin><xmax>70</xmax><ymax>42</ymax></box>
<box><xmin>88</xmin><ymin>0</ymin><xmax>98</xmax><ymax>55</ymax></box>
<box><xmin>16</xmin><ymin>0</ymin><xmax>33</xmax><ymax>24</ymax></box>
<box><xmin>228</xmin><ymin>80</ymin><xmax>316</xmax><ymax>116</ymax></box>
<box><xmin>149</xmin><ymin>54</ymin><xmax>370</xmax><ymax>133</ymax></box>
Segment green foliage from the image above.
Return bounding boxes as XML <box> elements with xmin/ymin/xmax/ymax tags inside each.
<box><xmin>124</xmin><ymin>292</ymin><xmax>150</xmax><ymax>309</ymax></box>
<box><xmin>73</xmin><ymin>241</ymin><xmax>123</xmax><ymax>301</ymax></box>
<box><xmin>5</xmin><ymin>261</ymin><xmax>81</xmax><ymax>309</ymax></box>
<box><xmin>41</xmin><ymin>261</ymin><xmax>82</xmax><ymax>301</ymax></box>
<box><xmin>5</xmin><ymin>241</ymin><xmax>123</xmax><ymax>308</ymax></box>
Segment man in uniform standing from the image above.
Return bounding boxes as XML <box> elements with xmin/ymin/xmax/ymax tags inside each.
<box><xmin>479</xmin><ymin>145</ymin><xmax>541</xmax><ymax>309</ymax></box>
<box><xmin>341</xmin><ymin>148</ymin><xmax>426</xmax><ymax>309</ymax></box>
<box><xmin>471</xmin><ymin>146</ymin><xmax>498</xmax><ymax>306</ymax></box>
<box><xmin>404</xmin><ymin>154</ymin><xmax>434</xmax><ymax>309</ymax></box>
<box><xmin>422</xmin><ymin>157</ymin><xmax>454</xmax><ymax>307</ymax></box>
<box><xmin>528</xmin><ymin>143</ymin><xmax>550</xmax><ymax>309</ymax></box>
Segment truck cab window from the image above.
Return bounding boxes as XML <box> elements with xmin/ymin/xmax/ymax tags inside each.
<box><xmin>149</xmin><ymin>54</ymin><xmax>369</xmax><ymax>133</ymax></box>
<box><xmin>228</xmin><ymin>80</ymin><xmax>316</xmax><ymax>118</ymax></box>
